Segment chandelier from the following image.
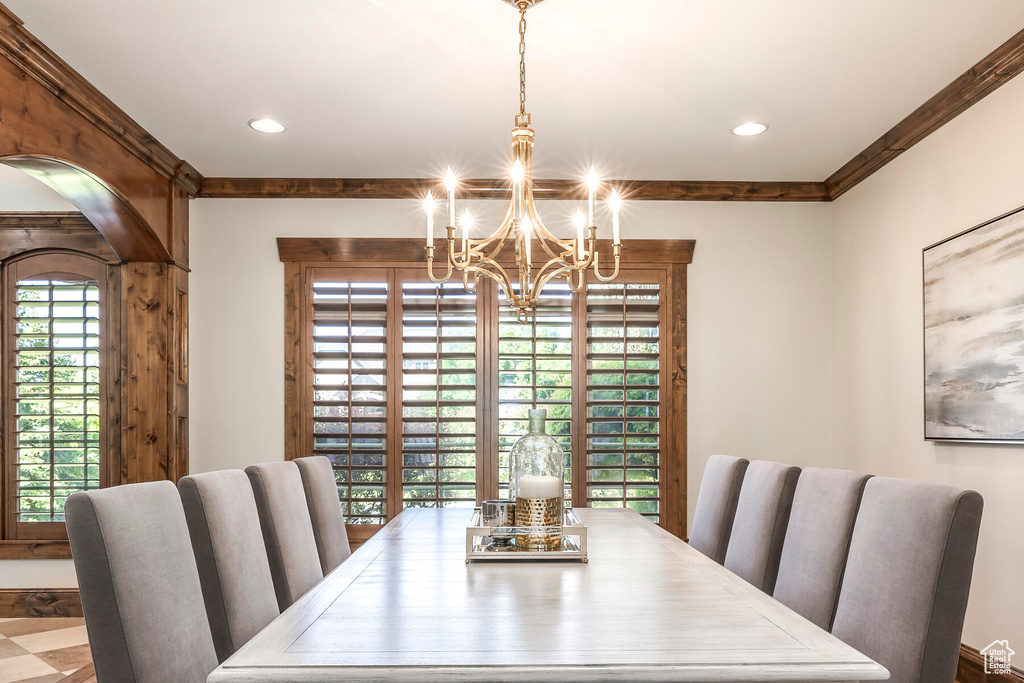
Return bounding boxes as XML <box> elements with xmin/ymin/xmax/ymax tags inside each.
<box><xmin>423</xmin><ymin>0</ymin><xmax>622</xmax><ymax>322</ymax></box>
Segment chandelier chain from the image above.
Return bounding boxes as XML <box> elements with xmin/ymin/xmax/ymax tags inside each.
<box><xmin>519</xmin><ymin>5</ymin><xmax>527</xmax><ymax>116</ymax></box>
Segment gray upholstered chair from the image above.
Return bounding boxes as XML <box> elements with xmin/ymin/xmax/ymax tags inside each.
<box><xmin>831</xmin><ymin>478</ymin><xmax>983</xmax><ymax>683</ymax></box>
<box><xmin>295</xmin><ymin>455</ymin><xmax>352</xmax><ymax>574</ymax></box>
<box><xmin>772</xmin><ymin>468</ymin><xmax>872</xmax><ymax>629</ymax></box>
<box><xmin>246</xmin><ymin>460</ymin><xmax>325</xmax><ymax>611</ymax></box>
<box><xmin>723</xmin><ymin>460</ymin><xmax>801</xmax><ymax>593</ymax></box>
<box><xmin>688</xmin><ymin>454</ymin><xmax>749</xmax><ymax>564</ymax></box>
<box><xmin>179</xmin><ymin>470</ymin><xmax>281</xmax><ymax>662</ymax></box>
<box><xmin>65</xmin><ymin>481</ymin><xmax>219</xmax><ymax>683</ymax></box>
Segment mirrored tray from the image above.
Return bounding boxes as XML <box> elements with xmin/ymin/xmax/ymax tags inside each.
<box><xmin>466</xmin><ymin>507</ymin><xmax>588</xmax><ymax>563</ymax></box>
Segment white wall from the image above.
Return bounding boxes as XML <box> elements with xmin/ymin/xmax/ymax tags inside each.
<box><xmin>831</xmin><ymin>74</ymin><xmax>1024</xmax><ymax>649</ymax></box>
<box><xmin>186</xmin><ymin>198</ymin><xmax>836</xmax><ymax>528</ymax></box>
<box><xmin>0</xmin><ymin>192</ymin><xmax>836</xmax><ymax>588</ymax></box>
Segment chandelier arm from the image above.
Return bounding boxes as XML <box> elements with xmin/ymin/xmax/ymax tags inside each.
<box><xmin>592</xmin><ymin>242</ymin><xmax>622</xmax><ymax>282</ymax></box>
<box><xmin>525</xmin><ymin>197</ymin><xmax>573</xmax><ymax>262</ymax></box>
<box><xmin>425</xmin><ymin>245</ymin><xmax>453</xmax><ymax>283</ymax></box>
<box><xmin>457</xmin><ymin>253</ymin><xmax>518</xmax><ymax>303</ymax></box>
<box><xmin>462</xmin><ymin>269</ymin><xmax>479</xmax><ymax>292</ymax></box>
<box><xmin>565</xmin><ymin>267</ymin><xmax>586</xmax><ymax>293</ymax></box>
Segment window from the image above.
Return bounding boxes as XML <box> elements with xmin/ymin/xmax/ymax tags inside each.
<box><xmin>3</xmin><ymin>253</ymin><xmax>116</xmax><ymax>542</ymax></box>
<box><xmin>282</xmin><ymin>239</ymin><xmax>691</xmax><ymax>538</ymax></box>
<box><xmin>585</xmin><ymin>280</ymin><xmax>663</xmax><ymax>521</ymax></box>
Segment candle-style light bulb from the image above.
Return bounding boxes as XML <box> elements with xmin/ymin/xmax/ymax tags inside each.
<box><xmin>609</xmin><ymin>189</ymin><xmax>621</xmax><ymax>245</ymax></box>
<box><xmin>445</xmin><ymin>167</ymin><xmax>457</xmax><ymax>228</ymax></box>
<box><xmin>574</xmin><ymin>208</ymin><xmax>587</xmax><ymax>261</ymax></box>
<box><xmin>511</xmin><ymin>158</ymin><xmax>524</xmax><ymax>222</ymax></box>
<box><xmin>461</xmin><ymin>209</ymin><xmax>473</xmax><ymax>256</ymax></box>
<box><xmin>521</xmin><ymin>216</ymin><xmax>533</xmax><ymax>266</ymax></box>
<box><xmin>424</xmin><ymin>192</ymin><xmax>435</xmax><ymax>248</ymax></box>
<box><xmin>586</xmin><ymin>166</ymin><xmax>599</xmax><ymax>227</ymax></box>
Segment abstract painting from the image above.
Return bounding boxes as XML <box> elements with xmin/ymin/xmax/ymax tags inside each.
<box><xmin>924</xmin><ymin>206</ymin><xmax>1024</xmax><ymax>442</ymax></box>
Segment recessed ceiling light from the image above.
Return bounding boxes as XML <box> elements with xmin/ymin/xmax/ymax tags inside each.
<box><xmin>732</xmin><ymin>122</ymin><xmax>768</xmax><ymax>137</ymax></box>
<box><xmin>248</xmin><ymin>118</ymin><xmax>286</xmax><ymax>134</ymax></box>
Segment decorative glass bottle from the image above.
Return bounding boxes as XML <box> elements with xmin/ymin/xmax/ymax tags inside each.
<box><xmin>509</xmin><ymin>408</ymin><xmax>565</xmax><ymax>550</ymax></box>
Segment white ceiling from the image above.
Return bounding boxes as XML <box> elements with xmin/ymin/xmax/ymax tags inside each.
<box><xmin>6</xmin><ymin>0</ymin><xmax>1024</xmax><ymax>181</ymax></box>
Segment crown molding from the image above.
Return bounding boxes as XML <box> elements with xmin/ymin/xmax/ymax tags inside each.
<box><xmin>826</xmin><ymin>27</ymin><xmax>1024</xmax><ymax>200</ymax></box>
<box><xmin>199</xmin><ymin>177</ymin><xmax>829</xmax><ymax>201</ymax></box>
<box><xmin>0</xmin><ymin>3</ymin><xmax>204</xmax><ymax>196</ymax></box>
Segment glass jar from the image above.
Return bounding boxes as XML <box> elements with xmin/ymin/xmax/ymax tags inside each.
<box><xmin>508</xmin><ymin>408</ymin><xmax>564</xmax><ymax>501</ymax></box>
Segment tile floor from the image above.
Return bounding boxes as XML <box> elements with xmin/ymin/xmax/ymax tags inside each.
<box><xmin>0</xmin><ymin>618</ymin><xmax>91</xmax><ymax>683</ymax></box>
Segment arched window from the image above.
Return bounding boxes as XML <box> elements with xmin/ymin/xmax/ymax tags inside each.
<box><xmin>3</xmin><ymin>252</ymin><xmax>117</xmax><ymax>542</ymax></box>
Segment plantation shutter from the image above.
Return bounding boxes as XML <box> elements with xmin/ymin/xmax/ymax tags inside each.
<box><xmin>497</xmin><ymin>282</ymin><xmax>573</xmax><ymax>501</ymax></box>
<box><xmin>584</xmin><ymin>276</ymin><xmax>664</xmax><ymax>522</ymax></box>
<box><xmin>13</xmin><ymin>278</ymin><xmax>101</xmax><ymax>527</ymax></box>
<box><xmin>399</xmin><ymin>275</ymin><xmax>479</xmax><ymax>509</ymax></box>
<box><xmin>309</xmin><ymin>272</ymin><xmax>389</xmax><ymax>524</ymax></box>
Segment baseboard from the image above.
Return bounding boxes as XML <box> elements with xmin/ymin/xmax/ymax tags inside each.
<box><xmin>959</xmin><ymin>643</ymin><xmax>1024</xmax><ymax>682</ymax></box>
<box><xmin>0</xmin><ymin>589</ymin><xmax>82</xmax><ymax>618</ymax></box>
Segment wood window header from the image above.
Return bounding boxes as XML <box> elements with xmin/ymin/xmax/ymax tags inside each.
<box><xmin>277</xmin><ymin>238</ymin><xmax>695</xmax><ymax>266</ymax></box>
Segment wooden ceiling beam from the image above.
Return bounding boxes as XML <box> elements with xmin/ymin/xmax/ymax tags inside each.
<box><xmin>199</xmin><ymin>177</ymin><xmax>830</xmax><ymax>201</ymax></box>
<box><xmin>825</xmin><ymin>27</ymin><xmax>1024</xmax><ymax>200</ymax></box>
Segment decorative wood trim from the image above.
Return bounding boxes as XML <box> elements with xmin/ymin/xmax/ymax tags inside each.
<box><xmin>0</xmin><ymin>5</ymin><xmax>203</xmax><ymax>196</ymax></box>
<box><xmin>663</xmin><ymin>263</ymin><xmax>688</xmax><ymax>539</ymax></box>
<box><xmin>958</xmin><ymin>643</ymin><xmax>1024</xmax><ymax>682</ymax></box>
<box><xmin>0</xmin><ymin>540</ymin><xmax>71</xmax><ymax>559</ymax></box>
<box><xmin>277</xmin><ymin>238</ymin><xmax>695</xmax><ymax>266</ymax></box>
<box><xmin>0</xmin><ymin>589</ymin><xmax>82</xmax><ymax>618</ymax></box>
<box><xmin>0</xmin><ymin>212</ymin><xmax>118</xmax><ymax>262</ymax></box>
<box><xmin>826</xmin><ymin>27</ymin><xmax>1024</xmax><ymax>199</ymax></box>
<box><xmin>282</xmin><ymin>262</ymin><xmax>303</xmax><ymax>462</ymax></box>
<box><xmin>200</xmin><ymin>177</ymin><xmax>829</xmax><ymax>202</ymax></box>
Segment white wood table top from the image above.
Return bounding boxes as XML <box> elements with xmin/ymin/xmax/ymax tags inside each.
<box><xmin>208</xmin><ymin>508</ymin><xmax>889</xmax><ymax>683</ymax></box>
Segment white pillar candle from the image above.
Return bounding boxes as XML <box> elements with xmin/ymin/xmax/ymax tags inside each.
<box><xmin>424</xmin><ymin>192</ymin><xmax>435</xmax><ymax>248</ymax></box>
<box><xmin>518</xmin><ymin>474</ymin><xmax>561</xmax><ymax>499</ymax></box>
<box><xmin>586</xmin><ymin>166</ymin><xmax>598</xmax><ymax>227</ymax></box>
<box><xmin>610</xmin><ymin>189</ymin><xmax>621</xmax><ymax>245</ymax></box>
<box><xmin>445</xmin><ymin>167</ymin><xmax>457</xmax><ymax>228</ymax></box>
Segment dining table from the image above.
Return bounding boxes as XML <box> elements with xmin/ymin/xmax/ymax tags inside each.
<box><xmin>208</xmin><ymin>507</ymin><xmax>889</xmax><ymax>682</ymax></box>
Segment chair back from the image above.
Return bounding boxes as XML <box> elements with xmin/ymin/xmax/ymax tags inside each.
<box><xmin>295</xmin><ymin>456</ymin><xmax>352</xmax><ymax>574</ymax></box>
<box><xmin>831</xmin><ymin>478</ymin><xmax>983</xmax><ymax>683</ymax></box>
<box><xmin>179</xmin><ymin>470</ymin><xmax>280</xmax><ymax>661</ymax></box>
<box><xmin>772</xmin><ymin>468</ymin><xmax>872</xmax><ymax>629</ymax></box>
<box><xmin>723</xmin><ymin>460</ymin><xmax>801</xmax><ymax>592</ymax></box>
<box><xmin>688</xmin><ymin>454</ymin><xmax>749</xmax><ymax>563</ymax></box>
<box><xmin>246</xmin><ymin>461</ymin><xmax>324</xmax><ymax>610</ymax></box>
<box><xmin>65</xmin><ymin>481</ymin><xmax>218</xmax><ymax>683</ymax></box>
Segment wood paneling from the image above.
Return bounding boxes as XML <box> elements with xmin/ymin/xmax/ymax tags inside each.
<box><xmin>121</xmin><ymin>263</ymin><xmax>189</xmax><ymax>483</ymax></box>
<box><xmin>958</xmin><ymin>643</ymin><xmax>1024</xmax><ymax>682</ymax></box>
<box><xmin>277</xmin><ymin>238</ymin><xmax>694</xmax><ymax>265</ymax></box>
<box><xmin>0</xmin><ymin>213</ymin><xmax>117</xmax><ymax>262</ymax></box>
<box><xmin>200</xmin><ymin>177</ymin><xmax>829</xmax><ymax>202</ymax></box>
<box><xmin>0</xmin><ymin>589</ymin><xmax>82</xmax><ymax>618</ymax></box>
<box><xmin>826</xmin><ymin>27</ymin><xmax>1024</xmax><ymax>200</ymax></box>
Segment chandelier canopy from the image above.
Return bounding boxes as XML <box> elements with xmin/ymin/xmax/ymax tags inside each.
<box><xmin>424</xmin><ymin>0</ymin><xmax>622</xmax><ymax>322</ymax></box>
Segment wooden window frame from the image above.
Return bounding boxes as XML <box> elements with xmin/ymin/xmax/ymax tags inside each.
<box><xmin>280</xmin><ymin>238</ymin><xmax>693</xmax><ymax>541</ymax></box>
<box><xmin>0</xmin><ymin>250</ymin><xmax>121</xmax><ymax>554</ymax></box>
